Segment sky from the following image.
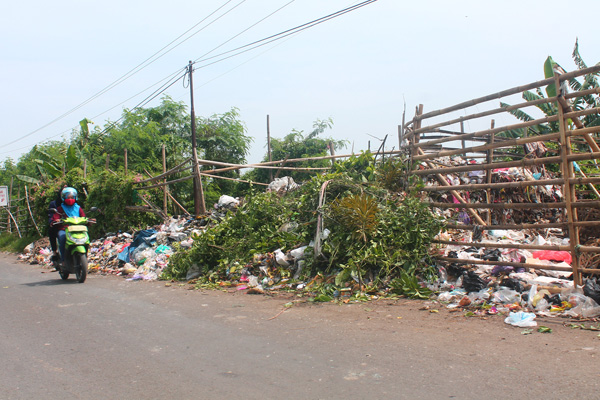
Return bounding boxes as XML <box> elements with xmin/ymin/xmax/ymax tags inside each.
<box><xmin>2</xmin><ymin>0</ymin><xmax>600</xmax><ymax>166</ymax></box>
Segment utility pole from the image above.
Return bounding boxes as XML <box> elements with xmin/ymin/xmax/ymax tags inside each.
<box><xmin>188</xmin><ymin>61</ymin><xmax>206</xmax><ymax>217</ymax></box>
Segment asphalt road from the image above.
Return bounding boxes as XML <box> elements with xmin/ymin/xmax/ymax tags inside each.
<box><xmin>1</xmin><ymin>253</ymin><xmax>599</xmax><ymax>400</ymax></box>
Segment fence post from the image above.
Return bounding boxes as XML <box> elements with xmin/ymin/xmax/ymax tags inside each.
<box><xmin>162</xmin><ymin>144</ymin><xmax>167</xmax><ymax>215</ymax></box>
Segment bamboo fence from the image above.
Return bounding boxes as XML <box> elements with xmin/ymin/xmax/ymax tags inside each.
<box><xmin>402</xmin><ymin>65</ymin><xmax>600</xmax><ymax>285</ymax></box>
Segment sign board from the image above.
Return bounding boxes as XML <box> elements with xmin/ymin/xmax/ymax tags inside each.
<box><xmin>0</xmin><ymin>186</ymin><xmax>8</xmax><ymax>207</ymax></box>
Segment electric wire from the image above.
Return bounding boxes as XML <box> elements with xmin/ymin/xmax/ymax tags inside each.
<box><xmin>2</xmin><ymin>0</ymin><xmax>377</xmax><ymax>156</ymax></box>
<box><xmin>193</xmin><ymin>0</ymin><xmax>376</xmax><ymax>67</ymax></box>
<box><xmin>191</xmin><ymin>0</ymin><xmax>377</xmax><ymax>70</ymax></box>
<box><xmin>1</xmin><ymin>0</ymin><xmax>243</xmax><ymax>149</ymax></box>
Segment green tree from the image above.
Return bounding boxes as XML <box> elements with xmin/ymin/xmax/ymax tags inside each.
<box><xmin>246</xmin><ymin>118</ymin><xmax>347</xmax><ymax>184</ymax></box>
<box><xmin>196</xmin><ymin>108</ymin><xmax>253</xmax><ymax>201</ymax></box>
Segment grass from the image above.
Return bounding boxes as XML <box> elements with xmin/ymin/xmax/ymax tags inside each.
<box><xmin>0</xmin><ymin>233</ymin><xmax>41</xmax><ymax>253</ymax></box>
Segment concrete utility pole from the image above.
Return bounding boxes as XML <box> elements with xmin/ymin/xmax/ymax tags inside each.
<box><xmin>188</xmin><ymin>60</ymin><xmax>206</xmax><ymax>216</ymax></box>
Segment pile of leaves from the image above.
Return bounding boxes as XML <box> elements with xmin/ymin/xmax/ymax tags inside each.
<box><xmin>163</xmin><ymin>154</ymin><xmax>444</xmax><ymax>297</ymax></box>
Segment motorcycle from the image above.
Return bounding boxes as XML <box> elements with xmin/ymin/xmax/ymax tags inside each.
<box><xmin>51</xmin><ymin>207</ymin><xmax>97</xmax><ymax>283</ymax></box>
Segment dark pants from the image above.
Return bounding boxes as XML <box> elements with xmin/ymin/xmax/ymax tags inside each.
<box><xmin>58</xmin><ymin>230</ymin><xmax>66</xmax><ymax>261</ymax></box>
<box><xmin>49</xmin><ymin>226</ymin><xmax>59</xmax><ymax>253</ymax></box>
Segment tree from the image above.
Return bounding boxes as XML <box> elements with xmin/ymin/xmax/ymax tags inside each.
<box><xmin>196</xmin><ymin>108</ymin><xmax>253</xmax><ymax>200</ymax></box>
<box><xmin>87</xmin><ymin>96</ymin><xmax>191</xmax><ymax>174</ymax></box>
<box><xmin>246</xmin><ymin>118</ymin><xmax>347</xmax><ymax>184</ymax></box>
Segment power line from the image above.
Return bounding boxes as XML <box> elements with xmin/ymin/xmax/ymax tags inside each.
<box><xmin>2</xmin><ymin>0</ymin><xmax>378</xmax><ymax>155</ymax></box>
<box><xmin>2</xmin><ymin>0</ymin><xmax>244</xmax><ymax>149</ymax></box>
<box><xmin>192</xmin><ymin>0</ymin><xmax>378</xmax><ymax>70</ymax></box>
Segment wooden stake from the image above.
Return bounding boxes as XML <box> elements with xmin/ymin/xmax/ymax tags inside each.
<box><xmin>555</xmin><ymin>72</ymin><xmax>581</xmax><ymax>286</ymax></box>
<box><xmin>267</xmin><ymin>115</ymin><xmax>273</xmax><ymax>182</ymax></box>
<box><xmin>162</xmin><ymin>144</ymin><xmax>167</xmax><ymax>215</ymax></box>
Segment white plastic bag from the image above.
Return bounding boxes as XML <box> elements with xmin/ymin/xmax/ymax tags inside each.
<box><xmin>504</xmin><ymin>311</ymin><xmax>537</xmax><ymax>327</ymax></box>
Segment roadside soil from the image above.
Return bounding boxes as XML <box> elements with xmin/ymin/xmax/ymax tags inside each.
<box><xmin>23</xmin><ymin>251</ymin><xmax>600</xmax><ymax>346</ymax></box>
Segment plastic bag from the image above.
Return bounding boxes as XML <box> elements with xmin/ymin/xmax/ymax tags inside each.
<box><xmin>462</xmin><ymin>270</ymin><xmax>487</xmax><ymax>293</ymax></box>
<box><xmin>504</xmin><ymin>311</ymin><xmax>537</xmax><ymax>327</ymax></box>
<box><xmin>531</xmin><ymin>250</ymin><xmax>572</xmax><ymax>265</ymax></box>
<box><xmin>493</xmin><ymin>289</ymin><xmax>521</xmax><ymax>304</ymax></box>
<box><xmin>289</xmin><ymin>246</ymin><xmax>307</xmax><ymax>260</ymax></box>
<box><xmin>274</xmin><ymin>248</ymin><xmax>290</xmax><ymax>267</ymax></box>
<box><xmin>584</xmin><ymin>277</ymin><xmax>600</xmax><ymax>305</ymax></box>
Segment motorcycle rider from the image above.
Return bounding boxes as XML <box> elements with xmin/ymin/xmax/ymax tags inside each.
<box><xmin>51</xmin><ymin>187</ymin><xmax>86</xmax><ymax>262</ymax></box>
<box><xmin>48</xmin><ymin>186</ymin><xmax>66</xmax><ymax>264</ymax></box>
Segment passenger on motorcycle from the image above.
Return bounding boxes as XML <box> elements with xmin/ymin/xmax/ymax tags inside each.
<box><xmin>51</xmin><ymin>187</ymin><xmax>86</xmax><ymax>262</ymax></box>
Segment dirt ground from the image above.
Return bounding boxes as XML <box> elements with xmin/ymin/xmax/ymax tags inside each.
<box><xmin>29</xmin><ymin>252</ymin><xmax>600</xmax><ymax>343</ymax></box>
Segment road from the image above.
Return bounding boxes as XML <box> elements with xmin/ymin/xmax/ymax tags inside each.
<box><xmin>1</xmin><ymin>252</ymin><xmax>599</xmax><ymax>400</ymax></box>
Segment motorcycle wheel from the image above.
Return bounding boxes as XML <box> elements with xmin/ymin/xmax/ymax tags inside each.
<box><xmin>59</xmin><ymin>268</ymin><xmax>69</xmax><ymax>280</ymax></box>
<box><xmin>74</xmin><ymin>253</ymin><xmax>88</xmax><ymax>283</ymax></box>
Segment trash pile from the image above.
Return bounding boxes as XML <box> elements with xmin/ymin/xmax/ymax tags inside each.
<box><xmin>17</xmin><ymin>195</ymin><xmax>244</xmax><ymax>280</ymax></box>
<box><xmin>431</xmin><ymin>227</ymin><xmax>600</xmax><ymax>322</ymax></box>
<box><xmin>423</xmin><ymin>157</ymin><xmax>563</xmax><ymax>225</ymax></box>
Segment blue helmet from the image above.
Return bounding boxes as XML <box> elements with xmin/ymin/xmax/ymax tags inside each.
<box><xmin>61</xmin><ymin>187</ymin><xmax>78</xmax><ymax>201</ymax></box>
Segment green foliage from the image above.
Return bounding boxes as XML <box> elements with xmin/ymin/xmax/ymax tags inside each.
<box><xmin>196</xmin><ymin>108</ymin><xmax>253</xmax><ymax>198</ymax></box>
<box><xmin>333</xmin><ymin>151</ymin><xmax>376</xmax><ymax>182</ymax></box>
<box><xmin>330</xmin><ymin>192</ymin><xmax>379</xmax><ymax>243</ymax></box>
<box><xmin>88</xmin><ymin>96</ymin><xmax>191</xmax><ymax>174</ymax></box>
<box><xmin>504</xmin><ymin>42</ymin><xmax>600</xmax><ymax>143</ymax></box>
<box><xmin>0</xmin><ymin>233</ymin><xmax>41</xmax><ymax>253</ymax></box>
<box><xmin>163</xmin><ymin>188</ymin><xmax>315</xmax><ymax>280</ymax></box>
<box><xmin>165</xmin><ymin>169</ymin><xmax>443</xmax><ymax>290</ymax></box>
<box><xmin>85</xmin><ymin>171</ymin><xmax>160</xmax><ymax>236</ymax></box>
<box><xmin>375</xmin><ymin>156</ymin><xmax>408</xmax><ymax>192</ymax></box>
<box><xmin>247</xmin><ymin>118</ymin><xmax>347</xmax><ymax>184</ymax></box>
<box><xmin>324</xmin><ymin>192</ymin><xmax>444</xmax><ymax>285</ymax></box>
<box><xmin>389</xmin><ymin>270</ymin><xmax>433</xmax><ymax>299</ymax></box>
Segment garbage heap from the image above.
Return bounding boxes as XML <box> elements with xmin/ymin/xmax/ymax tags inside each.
<box><xmin>424</xmin><ymin>157</ymin><xmax>600</xmax><ymax>321</ymax></box>
<box><xmin>18</xmin><ymin>195</ymin><xmax>245</xmax><ymax>280</ymax></box>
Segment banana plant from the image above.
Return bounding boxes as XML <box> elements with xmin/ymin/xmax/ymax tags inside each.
<box><xmin>16</xmin><ymin>143</ymin><xmax>83</xmax><ymax>184</ymax></box>
<box><xmin>500</xmin><ymin>40</ymin><xmax>600</xmax><ymax>140</ymax></box>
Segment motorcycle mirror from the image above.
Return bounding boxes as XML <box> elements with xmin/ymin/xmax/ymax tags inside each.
<box><xmin>89</xmin><ymin>206</ymin><xmax>99</xmax><ymax>212</ymax></box>
<box><xmin>49</xmin><ymin>208</ymin><xmax>58</xmax><ymax>213</ymax></box>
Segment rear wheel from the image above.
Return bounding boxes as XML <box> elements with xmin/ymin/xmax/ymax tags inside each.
<box><xmin>74</xmin><ymin>253</ymin><xmax>88</xmax><ymax>283</ymax></box>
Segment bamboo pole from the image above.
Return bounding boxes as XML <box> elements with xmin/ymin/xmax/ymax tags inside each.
<box><xmin>579</xmin><ymin>269</ymin><xmax>600</xmax><ymax>275</ymax></box>
<box><xmin>430</xmin><ymin>200</ymin><xmax>600</xmax><ymax>210</ymax></box>
<box><xmin>413</xmin><ymin>114</ymin><xmax>557</xmax><ymax>149</ymax></box>
<box><xmin>412</xmin><ymin>150</ymin><xmax>600</xmax><ymax>176</ymax></box>
<box><xmin>411</xmin><ymin>106</ymin><xmax>600</xmax><ymax>150</ymax></box>
<box><xmin>486</xmin><ymin>120</ymin><xmax>495</xmax><ymax>224</ymax></box>
<box><xmin>573</xmin><ymin>162</ymin><xmax>600</xmax><ymax>199</ymax></box>
<box><xmin>267</xmin><ymin>115</ymin><xmax>273</xmax><ymax>182</ymax></box>
<box><xmin>418</xmin><ymin>178</ymin><xmax>565</xmax><ymax>192</ymax></box>
<box><xmin>8</xmin><ymin>176</ymin><xmax>12</xmax><ymax>233</ymax></box>
<box><xmin>436</xmin><ymin>256</ymin><xmax>573</xmax><ymax>272</ymax></box>
<box><xmin>558</xmin><ymin>96</ymin><xmax>600</xmax><ymax>152</ymax></box>
<box><xmin>411</xmin><ymin>65</ymin><xmax>600</xmax><ymax>123</ymax></box>
<box><xmin>409</xmin><ymin>95</ymin><xmax>558</xmax><ymax>137</ymax></box>
<box><xmin>556</xmin><ymin>72</ymin><xmax>581</xmax><ymax>286</ymax></box>
<box><xmin>24</xmin><ymin>186</ymin><xmax>41</xmax><ymax>236</ymax></box>
<box><xmin>445</xmin><ymin>221</ymin><xmax>563</xmax><ymax>230</ymax></box>
<box><xmin>407</xmin><ymin>87</ymin><xmax>600</xmax><ymax>138</ymax></box>
<box><xmin>162</xmin><ymin>144</ymin><xmax>167</xmax><ymax>215</ymax></box>
<box><xmin>137</xmin><ymin>170</ymin><xmax>269</xmax><ymax>191</ymax></box>
<box><xmin>433</xmin><ymin>239</ymin><xmax>571</xmax><ymax>252</ymax></box>
<box><xmin>418</xmin><ymin>148</ymin><xmax>487</xmax><ymax>225</ymax></box>
<box><xmin>2</xmin><ymin>206</ymin><xmax>21</xmax><ymax>238</ymax></box>
<box><xmin>135</xmin><ymin>158</ymin><xmax>192</xmax><ymax>184</ymax></box>
<box><xmin>413</xmin><ymin>132</ymin><xmax>561</xmax><ymax>161</ymax></box>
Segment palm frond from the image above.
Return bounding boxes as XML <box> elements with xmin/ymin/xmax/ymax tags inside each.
<box><xmin>500</xmin><ymin>102</ymin><xmax>533</xmax><ymax>122</ymax></box>
<box><xmin>572</xmin><ymin>38</ymin><xmax>588</xmax><ymax>70</ymax></box>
